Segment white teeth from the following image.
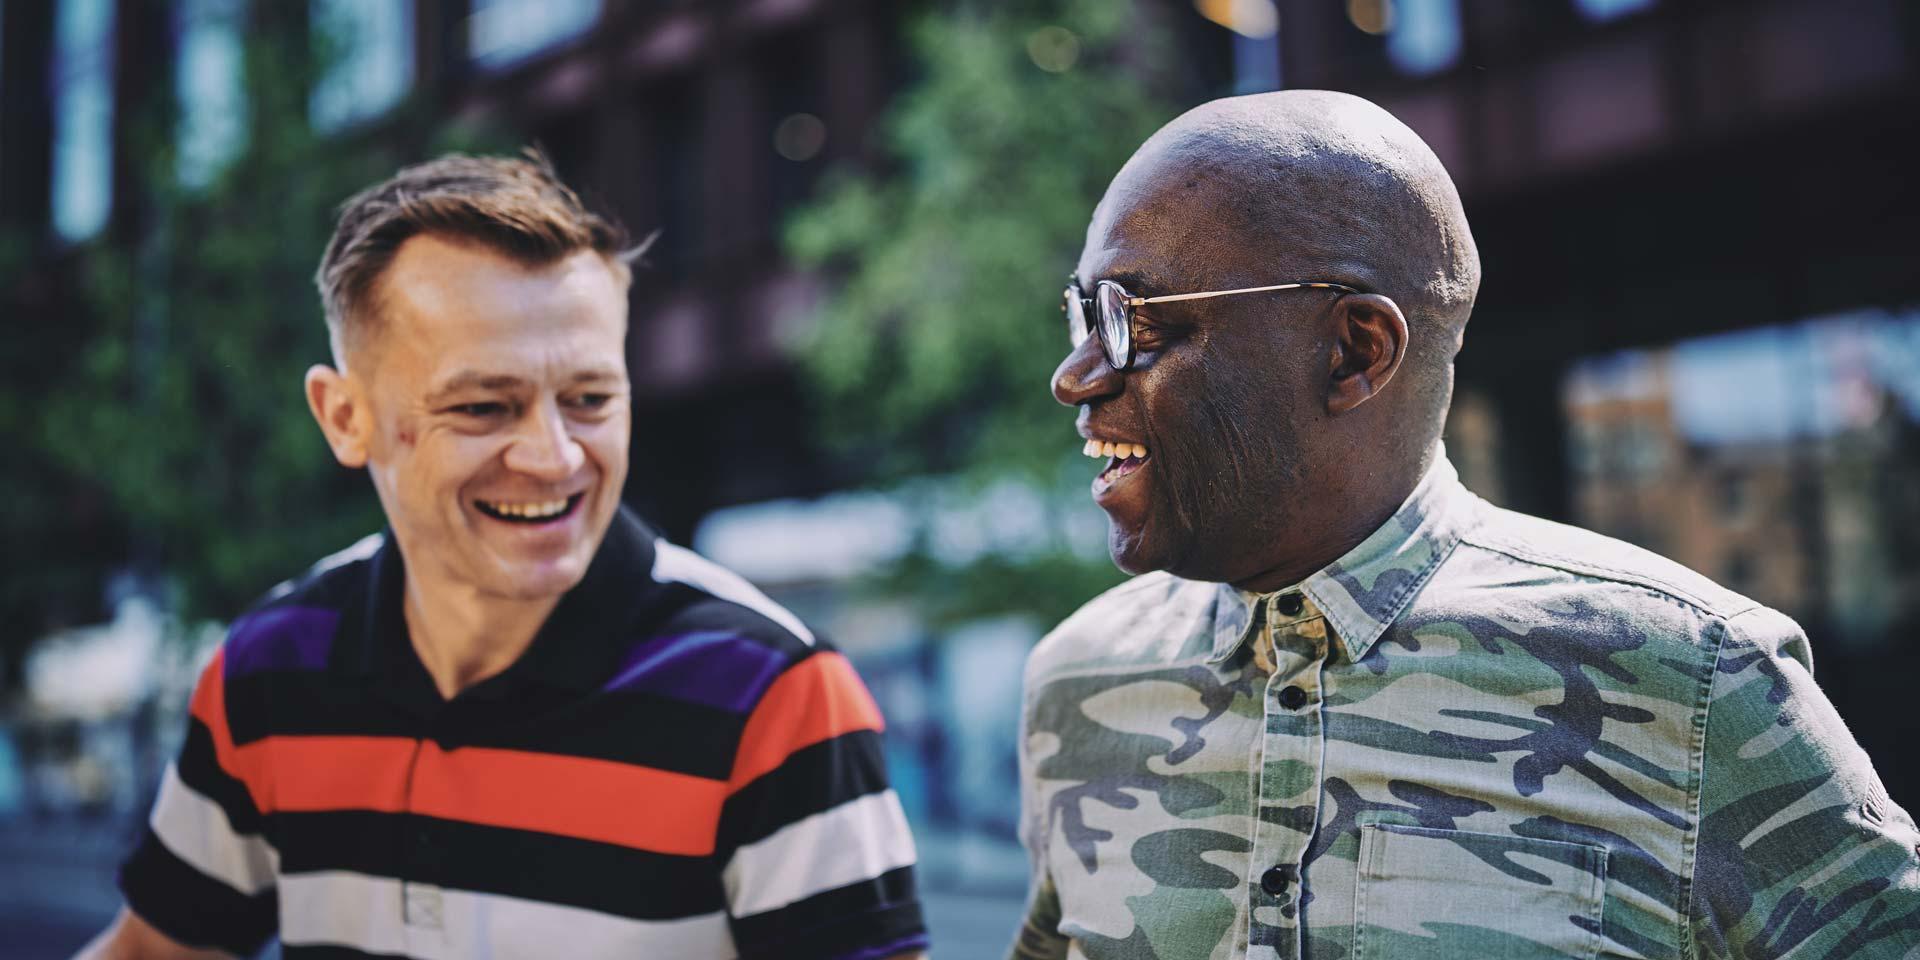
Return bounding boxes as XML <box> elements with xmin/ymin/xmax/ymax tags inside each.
<box><xmin>486</xmin><ymin>497</ymin><xmax>570</xmax><ymax>519</ymax></box>
<box><xmin>1079</xmin><ymin>439</ymin><xmax>1151</xmax><ymax>460</ymax></box>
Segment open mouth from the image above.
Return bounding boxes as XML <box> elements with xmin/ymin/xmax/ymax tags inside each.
<box><xmin>1083</xmin><ymin>438</ymin><xmax>1150</xmax><ymax>490</ymax></box>
<box><xmin>474</xmin><ymin>493</ymin><xmax>584</xmax><ymax>524</ymax></box>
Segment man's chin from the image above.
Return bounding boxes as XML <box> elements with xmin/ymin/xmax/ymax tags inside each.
<box><xmin>1107</xmin><ymin>523</ymin><xmax>1170</xmax><ymax>577</ymax></box>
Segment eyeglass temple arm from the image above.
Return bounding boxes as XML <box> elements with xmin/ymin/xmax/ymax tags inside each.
<box><xmin>1129</xmin><ymin>282</ymin><xmax>1358</xmax><ymax>306</ymax></box>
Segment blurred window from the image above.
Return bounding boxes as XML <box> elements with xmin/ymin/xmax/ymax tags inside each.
<box><xmin>757</xmin><ymin>29</ymin><xmax>826</xmax><ymax>225</ymax></box>
<box><xmin>175</xmin><ymin>0</ymin><xmax>246</xmax><ymax>188</ymax></box>
<box><xmin>652</xmin><ymin>75</ymin><xmax>704</xmax><ymax>271</ymax></box>
<box><xmin>1574</xmin><ymin>0</ymin><xmax>1656</xmax><ymax>22</ymax></box>
<box><xmin>51</xmin><ymin>0</ymin><xmax>114</xmax><ymax>242</ymax></box>
<box><xmin>468</xmin><ymin>0</ymin><xmax>599</xmax><ymax>72</ymax></box>
<box><xmin>1192</xmin><ymin>0</ymin><xmax>1281</xmax><ymax>91</ymax></box>
<box><xmin>1387</xmin><ymin>0</ymin><xmax>1461</xmax><ymax>76</ymax></box>
<box><xmin>310</xmin><ymin>0</ymin><xmax>414</xmax><ymax>133</ymax></box>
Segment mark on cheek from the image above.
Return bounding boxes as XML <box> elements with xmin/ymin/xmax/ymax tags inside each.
<box><xmin>396</xmin><ymin>421</ymin><xmax>418</xmax><ymax>448</ymax></box>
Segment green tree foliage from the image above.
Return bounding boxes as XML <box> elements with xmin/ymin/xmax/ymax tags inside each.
<box><xmin>20</xmin><ymin>16</ymin><xmax>501</xmax><ymax>634</ymax></box>
<box><xmin>785</xmin><ymin>0</ymin><xmax>1180</xmax><ymax>625</ymax></box>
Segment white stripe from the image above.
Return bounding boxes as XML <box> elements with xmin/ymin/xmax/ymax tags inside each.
<box><xmin>266</xmin><ymin>531</ymin><xmax>384</xmax><ymax>601</ymax></box>
<box><xmin>652</xmin><ymin>539</ymin><xmax>815</xmax><ymax>646</ymax></box>
<box><xmin>724</xmin><ymin>790</ymin><xmax>917</xmax><ymax>918</ymax></box>
<box><xmin>279</xmin><ymin>871</ymin><xmax>735</xmax><ymax>960</ymax></box>
<box><xmin>149</xmin><ymin>763</ymin><xmax>279</xmax><ymax>895</ymax></box>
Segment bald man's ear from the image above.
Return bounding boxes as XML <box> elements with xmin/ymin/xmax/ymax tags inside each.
<box><xmin>305</xmin><ymin>364</ymin><xmax>371</xmax><ymax>468</ymax></box>
<box><xmin>1324</xmin><ymin>294</ymin><xmax>1409</xmax><ymax>416</ymax></box>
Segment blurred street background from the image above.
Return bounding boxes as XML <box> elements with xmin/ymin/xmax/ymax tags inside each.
<box><xmin>2</xmin><ymin>0</ymin><xmax>1919</xmax><ymax>956</ymax></box>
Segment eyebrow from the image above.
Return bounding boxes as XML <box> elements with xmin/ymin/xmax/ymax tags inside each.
<box><xmin>1087</xmin><ymin>267</ymin><xmax>1176</xmax><ymax>296</ymax></box>
<box><xmin>425</xmin><ymin>368</ymin><xmax>625</xmax><ymax>404</ymax></box>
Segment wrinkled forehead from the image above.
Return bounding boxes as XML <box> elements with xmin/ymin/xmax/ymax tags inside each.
<box><xmin>1078</xmin><ymin>139</ymin><xmax>1341</xmax><ymax>295</ymax></box>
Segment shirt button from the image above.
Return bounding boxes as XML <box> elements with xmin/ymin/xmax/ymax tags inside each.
<box><xmin>1277</xmin><ymin>685</ymin><xmax>1309</xmax><ymax>710</ymax></box>
<box><xmin>1260</xmin><ymin>865</ymin><xmax>1292</xmax><ymax>897</ymax></box>
<box><xmin>1275</xmin><ymin>593</ymin><xmax>1305</xmax><ymax>616</ymax></box>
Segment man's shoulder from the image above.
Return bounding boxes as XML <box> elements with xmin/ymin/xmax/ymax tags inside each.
<box><xmin>1028</xmin><ymin>571</ymin><xmax>1219</xmax><ymax>681</ymax></box>
<box><xmin>1445</xmin><ymin>502</ymin><xmax>1767</xmax><ymax>626</ymax></box>
<box><xmin>643</xmin><ymin>538</ymin><xmax>821</xmax><ymax>660</ymax></box>
<box><xmin>216</xmin><ymin>532</ymin><xmax>384</xmax><ymax>678</ymax></box>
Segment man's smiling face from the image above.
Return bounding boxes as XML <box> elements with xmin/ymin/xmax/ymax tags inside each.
<box><xmin>352</xmin><ymin>234</ymin><xmax>631</xmax><ymax>602</ymax></box>
<box><xmin>1053</xmin><ymin>155</ymin><xmax>1341</xmax><ymax>583</ymax></box>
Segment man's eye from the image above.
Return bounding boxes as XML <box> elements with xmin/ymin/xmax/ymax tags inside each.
<box><xmin>451</xmin><ymin>402</ymin><xmax>506</xmax><ymax>417</ymax></box>
<box><xmin>568</xmin><ymin>393</ymin><xmax>612</xmax><ymax>410</ymax></box>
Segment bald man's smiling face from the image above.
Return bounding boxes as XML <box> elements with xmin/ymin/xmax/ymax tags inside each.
<box><xmin>1053</xmin><ymin>151</ymin><xmax>1342</xmax><ymax>582</ymax></box>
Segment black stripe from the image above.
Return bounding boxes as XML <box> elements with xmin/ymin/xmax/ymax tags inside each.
<box><xmin>283</xmin><ymin>945</ymin><xmax>411</xmax><ymax>960</ymax></box>
<box><xmin>730</xmin><ymin>866</ymin><xmax>925</xmax><ymax>960</ymax></box>
<box><xmin>271</xmin><ymin>809</ymin><xmax>727</xmax><ymax>922</ymax></box>
<box><xmin>174</xmin><ymin>717</ymin><xmax>266</xmax><ymax>834</ymax></box>
<box><xmin>223</xmin><ymin>670</ymin><xmax>747</xmax><ymax>780</ymax></box>
<box><xmin>653</xmin><ymin>589</ymin><xmax>826</xmax><ymax>661</ymax></box>
<box><xmin>119</xmin><ymin>826</ymin><xmax>278</xmax><ymax>956</ymax></box>
<box><xmin>718</xmin><ymin>729</ymin><xmax>891</xmax><ymax>853</ymax></box>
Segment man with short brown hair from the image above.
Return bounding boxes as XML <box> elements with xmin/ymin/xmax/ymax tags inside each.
<box><xmin>80</xmin><ymin>152</ymin><xmax>929</xmax><ymax>960</ymax></box>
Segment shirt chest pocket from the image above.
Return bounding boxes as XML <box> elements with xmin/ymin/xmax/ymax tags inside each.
<box><xmin>1353</xmin><ymin>822</ymin><xmax>1607</xmax><ymax>960</ymax></box>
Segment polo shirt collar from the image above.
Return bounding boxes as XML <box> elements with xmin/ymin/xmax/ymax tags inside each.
<box><xmin>1209</xmin><ymin>450</ymin><xmax>1477</xmax><ymax>666</ymax></box>
<box><xmin>336</xmin><ymin>506</ymin><xmax>662</xmax><ymax>700</ymax></box>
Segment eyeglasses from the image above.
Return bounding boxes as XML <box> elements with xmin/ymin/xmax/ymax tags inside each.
<box><xmin>1064</xmin><ymin>277</ymin><xmax>1359</xmax><ymax>370</ymax></box>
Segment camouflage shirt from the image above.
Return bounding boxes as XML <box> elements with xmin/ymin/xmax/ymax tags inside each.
<box><xmin>1013</xmin><ymin>456</ymin><xmax>1920</xmax><ymax>960</ymax></box>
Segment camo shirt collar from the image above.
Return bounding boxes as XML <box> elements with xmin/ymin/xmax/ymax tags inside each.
<box><xmin>1208</xmin><ymin>450</ymin><xmax>1476</xmax><ymax>666</ymax></box>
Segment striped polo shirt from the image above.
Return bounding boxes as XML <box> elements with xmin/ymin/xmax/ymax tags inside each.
<box><xmin>119</xmin><ymin>507</ymin><xmax>928</xmax><ymax>959</ymax></box>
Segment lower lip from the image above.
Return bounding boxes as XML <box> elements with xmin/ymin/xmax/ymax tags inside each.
<box><xmin>1092</xmin><ymin>455</ymin><xmax>1149</xmax><ymax>501</ymax></box>
<box><xmin>476</xmin><ymin>493</ymin><xmax>585</xmax><ymax>529</ymax></box>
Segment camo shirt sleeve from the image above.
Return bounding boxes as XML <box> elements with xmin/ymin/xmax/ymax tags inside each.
<box><xmin>1011</xmin><ymin>650</ymin><xmax>1071</xmax><ymax>960</ymax></box>
<box><xmin>1689</xmin><ymin>605</ymin><xmax>1920</xmax><ymax>957</ymax></box>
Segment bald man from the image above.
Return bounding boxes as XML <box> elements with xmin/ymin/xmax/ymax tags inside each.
<box><xmin>1014</xmin><ymin>91</ymin><xmax>1919</xmax><ymax>960</ymax></box>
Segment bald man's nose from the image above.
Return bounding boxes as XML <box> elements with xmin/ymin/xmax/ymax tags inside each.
<box><xmin>1052</xmin><ymin>338</ymin><xmax>1122</xmax><ymax>407</ymax></box>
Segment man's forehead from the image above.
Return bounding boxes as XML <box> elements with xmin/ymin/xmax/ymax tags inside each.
<box><xmin>1079</xmin><ymin>167</ymin><xmax>1273</xmax><ymax>293</ymax></box>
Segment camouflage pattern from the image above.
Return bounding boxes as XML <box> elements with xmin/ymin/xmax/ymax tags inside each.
<box><xmin>1012</xmin><ymin>456</ymin><xmax>1920</xmax><ymax>959</ymax></box>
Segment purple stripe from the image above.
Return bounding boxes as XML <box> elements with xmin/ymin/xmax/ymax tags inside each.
<box><xmin>833</xmin><ymin>934</ymin><xmax>932</xmax><ymax>960</ymax></box>
<box><xmin>223</xmin><ymin>606</ymin><xmax>340</xmax><ymax>679</ymax></box>
<box><xmin>602</xmin><ymin>630</ymin><xmax>791</xmax><ymax>713</ymax></box>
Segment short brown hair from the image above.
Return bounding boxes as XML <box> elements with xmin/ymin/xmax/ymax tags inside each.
<box><xmin>315</xmin><ymin>148</ymin><xmax>637</xmax><ymax>361</ymax></box>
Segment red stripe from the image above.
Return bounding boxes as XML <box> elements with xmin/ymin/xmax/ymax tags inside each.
<box><xmin>728</xmin><ymin>651</ymin><xmax>885</xmax><ymax>794</ymax></box>
<box><xmin>409</xmin><ymin>744</ymin><xmax>727</xmax><ymax>856</ymax></box>
<box><xmin>188</xmin><ymin>650</ymin><xmax>729</xmax><ymax>855</ymax></box>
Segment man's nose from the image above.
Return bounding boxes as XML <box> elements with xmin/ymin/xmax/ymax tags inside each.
<box><xmin>503</xmin><ymin>402</ymin><xmax>586</xmax><ymax>480</ymax></box>
<box><xmin>1051</xmin><ymin>335</ymin><xmax>1123</xmax><ymax>407</ymax></box>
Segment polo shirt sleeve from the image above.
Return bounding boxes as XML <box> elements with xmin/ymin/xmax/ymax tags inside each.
<box><xmin>119</xmin><ymin>649</ymin><xmax>279</xmax><ymax>956</ymax></box>
<box><xmin>716</xmin><ymin>648</ymin><xmax>929</xmax><ymax>960</ymax></box>
<box><xmin>1688</xmin><ymin>606</ymin><xmax>1920</xmax><ymax>956</ymax></box>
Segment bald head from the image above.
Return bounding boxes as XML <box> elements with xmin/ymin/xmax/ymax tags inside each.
<box><xmin>1097</xmin><ymin>90</ymin><xmax>1479</xmax><ymax>375</ymax></box>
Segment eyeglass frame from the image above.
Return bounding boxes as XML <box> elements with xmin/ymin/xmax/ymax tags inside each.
<box><xmin>1064</xmin><ymin>276</ymin><xmax>1360</xmax><ymax>371</ymax></box>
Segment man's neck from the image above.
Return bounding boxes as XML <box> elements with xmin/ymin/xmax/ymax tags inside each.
<box><xmin>1228</xmin><ymin>448</ymin><xmax>1435</xmax><ymax>595</ymax></box>
<box><xmin>402</xmin><ymin>574</ymin><xmax>562</xmax><ymax>700</ymax></box>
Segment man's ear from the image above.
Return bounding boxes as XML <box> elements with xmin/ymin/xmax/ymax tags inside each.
<box><xmin>305</xmin><ymin>364</ymin><xmax>371</xmax><ymax>468</ymax></box>
<box><xmin>1324</xmin><ymin>293</ymin><xmax>1409</xmax><ymax>415</ymax></box>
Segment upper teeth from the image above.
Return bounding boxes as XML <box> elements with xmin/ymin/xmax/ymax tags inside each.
<box><xmin>1083</xmin><ymin>439</ymin><xmax>1148</xmax><ymax>460</ymax></box>
<box><xmin>486</xmin><ymin>498</ymin><xmax>570</xmax><ymax>518</ymax></box>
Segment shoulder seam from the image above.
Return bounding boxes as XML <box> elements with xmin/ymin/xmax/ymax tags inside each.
<box><xmin>1676</xmin><ymin>615</ymin><xmax>1733</xmax><ymax>959</ymax></box>
<box><xmin>1456</xmin><ymin>531</ymin><xmax>1739</xmax><ymax>620</ymax></box>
